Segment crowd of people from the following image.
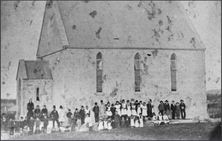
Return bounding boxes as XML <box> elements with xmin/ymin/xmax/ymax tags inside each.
<box><xmin>1</xmin><ymin>98</ymin><xmax>186</xmax><ymax>138</ymax></box>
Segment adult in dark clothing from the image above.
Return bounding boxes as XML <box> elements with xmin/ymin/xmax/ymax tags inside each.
<box><xmin>74</xmin><ymin>108</ymin><xmax>80</xmax><ymax>126</ymax></box>
<box><xmin>114</xmin><ymin>111</ymin><xmax>121</xmax><ymax>128</ymax></box>
<box><xmin>164</xmin><ymin>100</ymin><xmax>171</xmax><ymax>119</ymax></box>
<box><xmin>179</xmin><ymin>100</ymin><xmax>186</xmax><ymax>119</ymax></box>
<box><xmin>158</xmin><ymin>101</ymin><xmax>164</xmax><ymax>116</ymax></box>
<box><xmin>111</xmin><ymin>104</ymin><xmax>116</xmax><ymax>120</ymax></box>
<box><xmin>27</xmin><ymin>98</ymin><xmax>34</xmax><ymax>119</ymax></box>
<box><xmin>41</xmin><ymin>105</ymin><xmax>48</xmax><ymax>118</ymax></box>
<box><xmin>79</xmin><ymin>106</ymin><xmax>85</xmax><ymax>125</ymax></box>
<box><xmin>34</xmin><ymin>105</ymin><xmax>41</xmax><ymax>118</ymax></box>
<box><xmin>50</xmin><ymin>105</ymin><xmax>60</xmax><ymax>128</ymax></box>
<box><xmin>147</xmin><ymin>99</ymin><xmax>154</xmax><ymax>119</ymax></box>
<box><xmin>92</xmin><ymin>102</ymin><xmax>99</xmax><ymax>122</ymax></box>
<box><xmin>171</xmin><ymin>100</ymin><xmax>177</xmax><ymax>119</ymax></box>
<box><xmin>67</xmin><ymin>109</ymin><xmax>72</xmax><ymax>125</ymax></box>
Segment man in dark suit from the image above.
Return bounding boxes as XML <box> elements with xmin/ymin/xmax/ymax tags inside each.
<box><xmin>171</xmin><ymin>100</ymin><xmax>176</xmax><ymax>119</ymax></box>
<box><xmin>179</xmin><ymin>100</ymin><xmax>186</xmax><ymax>119</ymax></box>
<box><xmin>50</xmin><ymin>105</ymin><xmax>60</xmax><ymax>129</ymax></box>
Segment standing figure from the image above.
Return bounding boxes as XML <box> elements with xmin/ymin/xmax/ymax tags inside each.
<box><xmin>175</xmin><ymin>102</ymin><xmax>180</xmax><ymax>119</ymax></box>
<box><xmin>171</xmin><ymin>100</ymin><xmax>176</xmax><ymax>120</ymax></box>
<box><xmin>110</xmin><ymin>104</ymin><xmax>116</xmax><ymax>120</ymax></box>
<box><xmin>130</xmin><ymin>115</ymin><xmax>135</xmax><ymax>128</ymax></box>
<box><xmin>134</xmin><ymin>117</ymin><xmax>139</xmax><ymax>128</ymax></box>
<box><xmin>8</xmin><ymin>118</ymin><xmax>15</xmax><ymax>138</ymax></box>
<box><xmin>41</xmin><ymin>105</ymin><xmax>48</xmax><ymax>118</ymax></box>
<box><xmin>43</xmin><ymin>115</ymin><xmax>48</xmax><ymax>133</ymax></box>
<box><xmin>107</xmin><ymin>118</ymin><xmax>112</xmax><ymax>132</ymax></box>
<box><xmin>85</xmin><ymin>106</ymin><xmax>90</xmax><ymax>117</ymax></box>
<box><xmin>139</xmin><ymin>113</ymin><xmax>144</xmax><ymax>127</ymax></box>
<box><xmin>147</xmin><ymin>99</ymin><xmax>154</xmax><ymax>119</ymax></box>
<box><xmin>84</xmin><ymin>113</ymin><xmax>92</xmax><ymax>131</ymax></box>
<box><xmin>180</xmin><ymin>100</ymin><xmax>186</xmax><ymax>119</ymax></box>
<box><xmin>29</xmin><ymin>117</ymin><xmax>35</xmax><ymax>134</ymax></box>
<box><xmin>93</xmin><ymin>102</ymin><xmax>99</xmax><ymax>123</ymax></box>
<box><xmin>35</xmin><ymin>117</ymin><xmax>41</xmax><ymax>134</ymax></box>
<box><xmin>141</xmin><ymin>102</ymin><xmax>147</xmax><ymax>121</ymax></box>
<box><xmin>34</xmin><ymin>105</ymin><xmax>41</xmax><ymax>119</ymax></box>
<box><xmin>158</xmin><ymin>101</ymin><xmax>164</xmax><ymax>116</ymax></box>
<box><xmin>27</xmin><ymin>98</ymin><xmax>34</xmax><ymax>119</ymax></box>
<box><xmin>50</xmin><ymin>106</ymin><xmax>60</xmax><ymax>129</ymax></box>
<box><xmin>164</xmin><ymin>100</ymin><xmax>171</xmax><ymax>119</ymax></box>
<box><xmin>66</xmin><ymin>109</ymin><xmax>72</xmax><ymax>126</ymax></box>
<box><xmin>131</xmin><ymin>103</ymin><xmax>137</xmax><ymax>116</ymax></box>
<box><xmin>79</xmin><ymin>106</ymin><xmax>85</xmax><ymax>125</ymax></box>
<box><xmin>58</xmin><ymin>105</ymin><xmax>65</xmax><ymax>126</ymax></box>
<box><xmin>115</xmin><ymin>101</ymin><xmax>121</xmax><ymax>116</ymax></box>
<box><xmin>99</xmin><ymin>100</ymin><xmax>106</xmax><ymax>119</ymax></box>
<box><xmin>114</xmin><ymin>111</ymin><xmax>121</xmax><ymax>129</ymax></box>
<box><xmin>106</xmin><ymin>103</ymin><xmax>112</xmax><ymax>118</ymax></box>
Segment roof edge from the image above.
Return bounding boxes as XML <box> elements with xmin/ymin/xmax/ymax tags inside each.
<box><xmin>176</xmin><ymin>2</ymin><xmax>207</xmax><ymax>50</ymax></box>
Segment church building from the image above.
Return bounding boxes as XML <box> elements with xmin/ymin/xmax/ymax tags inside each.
<box><xmin>16</xmin><ymin>1</ymin><xmax>208</xmax><ymax>120</ymax></box>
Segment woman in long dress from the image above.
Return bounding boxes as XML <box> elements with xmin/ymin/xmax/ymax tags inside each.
<box><xmin>58</xmin><ymin>105</ymin><xmax>66</xmax><ymax>126</ymax></box>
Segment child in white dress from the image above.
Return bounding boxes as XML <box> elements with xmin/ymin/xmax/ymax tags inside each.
<box><xmin>130</xmin><ymin>115</ymin><xmax>135</xmax><ymax>128</ymax></box>
<box><xmin>103</xmin><ymin>118</ymin><xmax>108</xmax><ymax>130</ymax></box>
<box><xmin>107</xmin><ymin>118</ymin><xmax>112</xmax><ymax>132</ymax></box>
<box><xmin>98</xmin><ymin>119</ymin><xmax>104</xmax><ymax>131</ymax></box>
<box><xmin>139</xmin><ymin>113</ymin><xmax>144</xmax><ymax>127</ymax></box>
<box><xmin>134</xmin><ymin>116</ymin><xmax>139</xmax><ymax>128</ymax></box>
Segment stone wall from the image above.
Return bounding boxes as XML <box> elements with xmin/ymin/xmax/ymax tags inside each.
<box><xmin>43</xmin><ymin>48</ymin><xmax>208</xmax><ymax>119</ymax></box>
<box><xmin>19</xmin><ymin>79</ymin><xmax>53</xmax><ymax>117</ymax></box>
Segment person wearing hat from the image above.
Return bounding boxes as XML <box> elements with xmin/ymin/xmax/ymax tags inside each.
<box><xmin>50</xmin><ymin>105</ymin><xmax>60</xmax><ymax>129</ymax></box>
<box><xmin>164</xmin><ymin>100</ymin><xmax>171</xmax><ymax>119</ymax></box>
<box><xmin>171</xmin><ymin>100</ymin><xmax>176</xmax><ymax>119</ymax></box>
<box><xmin>93</xmin><ymin>102</ymin><xmax>100</xmax><ymax>123</ymax></box>
<box><xmin>180</xmin><ymin>100</ymin><xmax>186</xmax><ymax>119</ymax></box>
<box><xmin>147</xmin><ymin>99</ymin><xmax>154</xmax><ymax>120</ymax></box>
<box><xmin>41</xmin><ymin>105</ymin><xmax>48</xmax><ymax>118</ymax></box>
<box><xmin>34</xmin><ymin>105</ymin><xmax>41</xmax><ymax>118</ymax></box>
<box><xmin>158</xmin><ymin>101</ymin><xmax>164</xmax><ymax>116</ymax></box>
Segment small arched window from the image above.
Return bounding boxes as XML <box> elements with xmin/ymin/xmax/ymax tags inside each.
<box><xmin>134</xmin><ymin>53</ymin><xmax>141</xmax><ymax>92</ymax></box>
<box><xmin>171</xmin><ymin>53</ymin><xmax>177</xmax><ymax>91</ymax></box>
<box><xmin>36</xmin><ymin>87</ymin><xmax>40</xmax><ymax>101</ymax></box>
<box><xmin>96</xmin><ymin>52</ymin><xmax>103</xmax><ymax>92</ymax></box>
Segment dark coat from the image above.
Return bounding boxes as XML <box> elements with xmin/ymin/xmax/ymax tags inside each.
<box><xmin>42</xmin><ymin>108</ymin><xmax>48</xmax><ymax>116</ymax></box>
<box><xmin>180</xmin><ymin>103</ymin><xmax>186</xmax><ymax>110</ymax></box>
<box><xmin>8</xmin><ymin>120</ymin><xmax>14</xmax><ymax>128</ymax></box>
<box><xmin>50</xmin><ymin>110</ymin><xmax>59</xmax><ymax>120</ymax></box>
<box><xmin>27</xmin><ymin>102</ymin><xmax>34</xmax><ymax>111</ymax></box>
<box><xmin>79</xmin><ymin>109</ymin><xmax>85</xmax><ymax>119</ymax></box>
<box><xmin>74</xmin><ymin>111</ymin><xmax>80</xmax><ymax>119</ymax></box>
<box><xmin>164</xmin><ymin>103</ymin><xmax>170</xmax><ymax>111</ymax></box>
<box><xmin>67</xmin><ymin>112</ymin><xmax>72</xmax><ymax>118</ymax></box>
<box><xmin>114</xmin><ymin>114</ymin><xmax>121</xmax><ymax>123</ymax></box>
<box><xmin>93</xmin><ymin>106</ymin><xmax>99</xmax><ymax>113</ymax></box>
<box><xmin>158</xmin><ymin>103</ymin><xmax>164</xmax><ymax>111</ymax></box>
<box><xmin>171</xmin><ymin>104</ymin><xmax>176</xmax><ymax>111</ymax></box>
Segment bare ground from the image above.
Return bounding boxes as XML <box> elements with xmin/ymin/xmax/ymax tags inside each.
<box><xmin>13</xmin><ymin>122</ymin><xmax>220</xmax><ymax>140</ymax></box>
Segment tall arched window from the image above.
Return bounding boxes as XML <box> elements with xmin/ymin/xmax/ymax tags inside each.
<box><xmin>171</xmin><ymin>53</ymin><xmax>177</xmax><ymax>91</ymax></box>
<box><xmin>134</xmin><ymin>53</ymin><xmax>141</xmax><ymax>92</ymax></box>
<box><xmin>36</xmin><ymin>87</ymin><xmax>40</xmax><ymax>101</ymax></box>
<box><xmin>96</xmin><ymin>52</ymin><xmax>103</xmax><ymax>92</ymax></box>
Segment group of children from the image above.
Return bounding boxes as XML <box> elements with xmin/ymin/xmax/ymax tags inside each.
<box><xmin>1</xmin><ymin>98</ymin><xmax>186</xmax><ymax>138</ymax></box>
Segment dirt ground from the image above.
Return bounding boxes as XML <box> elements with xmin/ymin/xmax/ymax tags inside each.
<box><xmin>13</xmin><ymin>122</ymin><xmax>220</xmax><ymax>140</ymax></box>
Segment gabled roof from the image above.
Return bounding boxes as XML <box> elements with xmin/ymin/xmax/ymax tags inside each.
<box><xmin>37</xmin><ymin>1</ymin><xmax>206</xmax><ymax>57</ymax></box>
<box><xmin>16</xmin><ymin>60</ymin><xmax>53</xmax><ymax>80</ymax></box>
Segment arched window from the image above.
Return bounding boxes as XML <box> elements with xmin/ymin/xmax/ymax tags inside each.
<box><xmin>134</xmin><ymin>53</ymin><xmax>141</xmax><ymax>92</ymax></box>
<box><xmin>171</xmin><ymin>53</ymin><xmax>177</xmax><ymax>91</ymax></box>
<box><xmin>36</xmin><ymin>87</ymin><xmax>40</xmax><ymax>101</ymax></box>
<box><xmin>96</xmin><ymin>52</ymin><xmax>103</xmax><ymax>92</ymax></box>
